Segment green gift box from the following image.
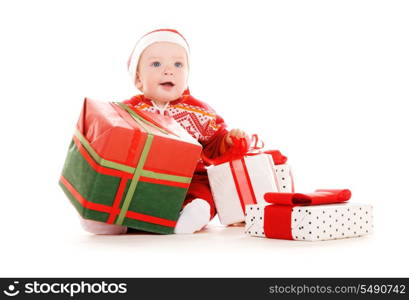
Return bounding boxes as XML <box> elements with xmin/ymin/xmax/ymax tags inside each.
<box><xmin>59</xmin><ymin>98</ymin><xmax>202</xmax><ymax>234</ymax></box>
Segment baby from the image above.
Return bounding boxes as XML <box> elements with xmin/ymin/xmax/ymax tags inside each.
<box><xmin>80</xmin><ymin>29</ymin><xmax>248</xmax><ymax>234</ymax></box>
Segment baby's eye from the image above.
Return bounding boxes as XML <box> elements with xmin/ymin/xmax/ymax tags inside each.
<box><xmin>174</xmin><ymin>62</ymin><xmax>183</xmax><ymax>68</ymax></box>
<box><xmin>151</xmin><ymin>61</ymin><xmax>161</xmax><ymax>67</ymax></box>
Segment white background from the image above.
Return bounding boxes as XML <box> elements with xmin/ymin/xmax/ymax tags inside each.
<box><xmin>1</xmin><ymin>0</ymin><xmax>408</xmax><ymax>277</ymax></box>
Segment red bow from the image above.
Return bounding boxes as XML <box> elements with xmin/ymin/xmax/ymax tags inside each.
<box><xmin>202</xmin><ymin>134</ymin><xmax>288</xmax><ymax>166</ymax></box>
<box><xmin>264</xmin><ymin>189</ymin><xmax>352</xmax><ymax>206</ymax></box>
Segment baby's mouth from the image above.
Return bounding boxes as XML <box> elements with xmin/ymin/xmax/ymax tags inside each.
<box><xmin>159</xmin><ymin>81</ymin><xmax>175</xmax><ymax>87</ymax></box>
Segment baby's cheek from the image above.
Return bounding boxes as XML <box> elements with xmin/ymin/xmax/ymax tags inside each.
<box><xmin>179</xmin><ymin>76</ymin><xmax>189</xmax><ymax>91</ymax></box>
<box><xmin>147</xmin><ymin>80</ymin><xmax>159</xmax><ymax>93</ymax></box>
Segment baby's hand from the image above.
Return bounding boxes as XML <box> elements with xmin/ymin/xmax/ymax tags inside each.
<box><xmin>225</xmin><ymin>128</ymin><xmax>249</xmax><ymax>146</ymax></box>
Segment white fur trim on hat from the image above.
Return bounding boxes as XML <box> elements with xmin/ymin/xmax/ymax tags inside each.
<box><xmin>128</xmin><ymin>29</ymin><xmax>190</xmax><ymax>86</ymax></box>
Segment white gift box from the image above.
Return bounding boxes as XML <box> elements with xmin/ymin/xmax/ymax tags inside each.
<box><xmin>245</xmin><ymin>203</ymin><xmax>373</xmax><ymax>241</ymax></box>
<box><xmin>207</xmin><ymin>154</ymin><xmax>294</xmax><ymax>225</ymax></box>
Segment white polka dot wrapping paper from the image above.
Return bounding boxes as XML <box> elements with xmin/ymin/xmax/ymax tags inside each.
<box><xmin>244</xmin><ymin>204</ymin><xmax>267</xmax><ymax>237</ymax></box>
<box><xmin>245</xmin><ymin>203</ymin><xmax>373</xmax><ymax>241</ymax></box>
<box><xmin>207</xmin><ymin>154</ymin><xmax>294</xmax><ymax>225</ymax></box>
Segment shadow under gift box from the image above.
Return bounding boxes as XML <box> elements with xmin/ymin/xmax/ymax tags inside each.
<box><xmin>59</xmin><ymin>98</ymin><xmax>202</xmax><ymax>234</ymax></box>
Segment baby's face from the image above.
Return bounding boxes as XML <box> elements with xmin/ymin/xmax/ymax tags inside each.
<box><xmin>136</xmin><ymin>42</ymin><xmax>188</xmax><ymax>103</ymax></box>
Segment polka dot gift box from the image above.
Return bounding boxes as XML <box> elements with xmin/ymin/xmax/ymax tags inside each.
<box><xmin>245</xmin><ymin>189</ymin><xmax>373</xmax><ymax>241</ymax></box>
<box><xmin>208</xmin><ymin>153</ymin><xmax>294</xmax><ymax>225</ymax></box>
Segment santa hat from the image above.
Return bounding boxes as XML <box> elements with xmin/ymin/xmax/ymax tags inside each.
<box><xmin>127</xmin><ymin>29</ymin><xmax>190</xmax><ymax>87</ymax></box>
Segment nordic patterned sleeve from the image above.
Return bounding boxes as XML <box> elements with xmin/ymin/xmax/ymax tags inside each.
<box><xmin>162</xmin><ymin>95</ymin><xmax>229</xmax><ymax>160</ymax></box>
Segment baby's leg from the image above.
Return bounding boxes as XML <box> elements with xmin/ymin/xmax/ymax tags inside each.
<box><xmin>174</xmin><ymin>173</ymin><xmax>216</xmax><ymax>234</ymax></box>
<box><xmin>174</xmin><ymin>198</ymin><xmax>211</xmax><ymax>234</ymax></box>
<box><xmin>79</xmin><ymin>216</ymin><xmax>127</xmax><ymax>235</ymax></box>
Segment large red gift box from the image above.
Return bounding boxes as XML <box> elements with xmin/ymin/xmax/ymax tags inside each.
<box><xmin>59</xmin><ymin>98</ymin><xmax>202</xmax><ymax>234</ymax></box>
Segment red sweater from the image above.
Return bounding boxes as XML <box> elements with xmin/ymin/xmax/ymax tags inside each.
<box><xmin>123</xmin><ymin>93</ymin><xmax>230</xmax><ymax>172</ymax></box>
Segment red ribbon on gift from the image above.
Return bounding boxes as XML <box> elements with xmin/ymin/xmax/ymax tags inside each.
<box><xmin>229</xmin><ymin>158</ymin><xmax>258</xmax><ymax>212</ymax></box>
<box><xmin>263</xmin><ymin>189</ymin><xmax>352</xmax><ymax>239</ymax></box>
<box><xmin>202</xmin><ymin>134</ymin><xmax>288</xmax><ymax>166</ymax></box>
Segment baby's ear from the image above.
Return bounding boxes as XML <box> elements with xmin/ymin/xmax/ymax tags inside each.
<box><xmin>135</xmin><ymin>72</ymin><xmax>143</xmax><ymax>90</ymax></box>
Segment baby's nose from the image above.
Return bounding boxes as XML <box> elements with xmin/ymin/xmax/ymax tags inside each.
<box><xmin>163</xmin><ymin>65</ymin><xmax>174</xmax><ymax>75</ymax></box>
